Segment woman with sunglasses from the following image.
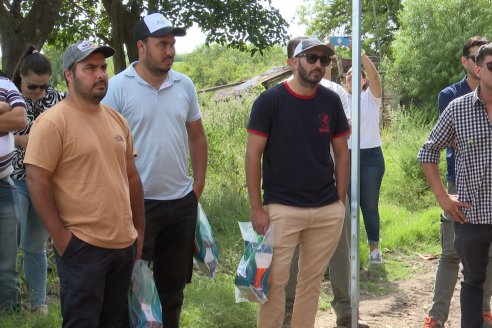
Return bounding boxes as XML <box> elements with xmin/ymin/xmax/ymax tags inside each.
<box><xmin>11</xmin><ymin>46</ymin><xmax>66</xmax><ymax>313</ymax></box>
<box><xmin>345</xmin><ymin>50</ymin><xmax>385</xmax><ymax>265</ymax></box>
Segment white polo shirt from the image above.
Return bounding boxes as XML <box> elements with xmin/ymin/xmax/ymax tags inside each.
<box><xmin>103</xmin><ymin>63</ymin><xmax>201</xmax><ymax>200</ymax></box>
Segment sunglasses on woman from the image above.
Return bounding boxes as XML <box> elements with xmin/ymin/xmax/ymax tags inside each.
<box><xmin>27</xmin><ymin>84</ymin><xmax>49</xmax><ymax>91</ymax></box>
<box><xmin>297</xmin><ymin>53</ymin><xmax>332</xmax><ymax>66</ymax></box>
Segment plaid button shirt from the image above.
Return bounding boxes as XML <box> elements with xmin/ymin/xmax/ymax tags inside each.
<box><xmin>417</xmin><ymin>87</ymin><xmax>492</xmax><ymax>224</ymax></box>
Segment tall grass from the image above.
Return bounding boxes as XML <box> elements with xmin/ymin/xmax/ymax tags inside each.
<box><xmin>380</xmin><ymin>106</ymin><xmax>443</xmax><ymax>211</ymax></box>
<box><xmin>2</xmin><ymin>94</ymin><xmax>445</xmax><ymax>327</ymax></box>
<box><xmin>377</xmin><ymin>106</ymin><xmax>445</xmax><ymax>254</ymax></box>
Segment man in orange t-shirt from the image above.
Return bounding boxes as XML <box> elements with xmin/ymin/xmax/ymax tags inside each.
<box><xmin>24</xmin><ymin>40</ymin><xmax>144</xmax><ymax>327</ymax></box>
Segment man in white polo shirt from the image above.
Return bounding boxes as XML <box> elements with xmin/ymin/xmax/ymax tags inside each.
<box><xmin>103</xmin><ymin>13</ymin><xmax>208</xmax><ymax>328</ymax></box>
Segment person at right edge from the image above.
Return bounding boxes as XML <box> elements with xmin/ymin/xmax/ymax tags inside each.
<box><xmin>102</xmin><ymin>13</ymin><xmax>208</xmax><ymax>328</ymax></box>
<box><xmin>423</xmin><ymin>36</ymin><xmax>492</xmax><ymax>328</ymax></box>
<box><xmin>418</xmin><ymin>42</ymin><xmax>492</xmax><ymax>328</ymax></box>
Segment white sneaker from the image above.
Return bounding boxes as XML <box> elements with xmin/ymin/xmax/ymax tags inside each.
<box><xmin>369</xmin><ymin>249</ymin><xmax>382</xmax><ymax>265</ymax></box>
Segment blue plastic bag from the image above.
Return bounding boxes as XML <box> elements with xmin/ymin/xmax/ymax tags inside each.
<box><xmin>234</xmin><ymin>221</ymin><xmax>274</xmax><ymax>304</ymax></box>
<box><xmin>128</xmin><ymin>260</ymin><xmax>163</xmax><ymax>328</ymax></box>
<box><xmin>193</xmin><ymin>203</ymin><xmax>219</xmax><ymax>278</ymax></box>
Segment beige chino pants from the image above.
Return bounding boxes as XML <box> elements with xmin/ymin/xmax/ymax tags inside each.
<box><xmin>257</xmin><ymin>201</ymin><xmax>345</xmax><ymax>328</ymax></box>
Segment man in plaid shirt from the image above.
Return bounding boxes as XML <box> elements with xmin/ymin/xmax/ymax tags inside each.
<box><xmin>418</xmin><ymin>43</ymin><xmax>492</xmax><ymax>328</ymax></box>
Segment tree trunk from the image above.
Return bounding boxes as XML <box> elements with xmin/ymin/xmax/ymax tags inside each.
<box><xmin>0</xmin><ymin>0</ymin><xmax>63</xmax><ymax>77</ymax></box>
<box><xmin>102</xmin><ymin>0</ymin><xmax>142</xmax><ymax>73</ymax></box>
<box><xmin>123</xmin><ymin>2</ymin><xmax>141</xmax><ymax>64</ymax></box>
<box><xmin>109</xmin><ymin>1</ymin><xmax>127</xmax><ymax>73</ymax></box>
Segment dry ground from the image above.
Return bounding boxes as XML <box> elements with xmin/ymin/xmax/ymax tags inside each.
<box><xmin>314</xmin><ymin>257</ymin><xmax>461</xmax><ymax>328</ymax></box>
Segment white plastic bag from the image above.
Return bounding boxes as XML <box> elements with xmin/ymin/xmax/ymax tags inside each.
<box><xmin>234</xmin><ymin>221</ymin><xmax>274</xmax><ymax>304</ymax></box>
<box><xmin>128</xmin><ymin>260</ymin><xmax>163</xmax><ymax>328</ymax></box>
<box><xmin>193</xmin><ymin>203</ymin><xmax>219</xmax><ymax>278</ymax></box>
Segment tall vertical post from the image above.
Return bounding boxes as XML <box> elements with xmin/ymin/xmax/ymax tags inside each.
<box><xmin>350</xmin><ymin>1</ymin><xmax>362</xmax><ymax>328</ymax></box>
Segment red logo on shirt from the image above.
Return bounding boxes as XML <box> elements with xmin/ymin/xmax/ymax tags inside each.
<box><xmin>319</xmin><ymin>114</ymin><xmax>330</xmax><ymax>133</ymax></box>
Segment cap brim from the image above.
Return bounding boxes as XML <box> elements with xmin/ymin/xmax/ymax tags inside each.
<box><xmin>150</xmin><ymin>26</ymin><xmax>187</xmax><ymax>37</ymax></box>
<box><xmin>308</xmin><ymin>45</ymin><xmax>335</xmax><ymax>57</ymax></box>
<box><xmin>93</xmin><ymin>46</ymin><xmax>115</xmax><ymax>58</ymax></box>
<box><xmin>76</xmin><ymin>45</ymin><xmax>115</xmax><ymax>64</ymax></box>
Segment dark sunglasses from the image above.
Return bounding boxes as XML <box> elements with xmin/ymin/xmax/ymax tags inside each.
<box><xmin>297</xmin><ymin>53</ymin><xmax>332</xmax><ymax>66</ymax></box>
<box><xmin>27</xmin><ymin>84</ymin><xmax>49</xmax><ymax>91</ymax></box>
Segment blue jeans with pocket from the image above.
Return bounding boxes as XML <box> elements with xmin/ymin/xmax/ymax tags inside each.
<box><xmin>0</xmin><ymin>177</ymin><xmax>20</xmax><ymax>310</ymax></box>
<box><xmin>351</xmin><ymin>147</ymin><xmax>385</xmax><ymax>244</ymax></box>
<box><xmin>13</xmin><ymin>178</ymin><xmax>49</xmax><ymax>309</ymax></box>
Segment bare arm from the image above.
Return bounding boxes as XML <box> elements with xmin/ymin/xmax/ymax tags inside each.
<box><xmin>26</xmin><ymin>164</ymin><xmax>73</xmax><ymax>255</ymax></box>
<box><xmin>332</xmin><ymin>136</ymin><xmax>350</xmax><ymax>203</ymax></box>
<box><xmin>127</xmin><ymin>156</ymin><xmax>145</xmax><ymax>259</ymax></box>
<box><xmin>0</xmin><ymin>101</ymin><xmax>12</xmax><ymax>113</ymax></box>
<box><xmin>186</xmin><ymin>119</ymin><xmax>208</xmax><ymax>200</ymax></box>
<box><xmin>420</xmin><ymin>162</ymin><xmax>470</xmax><ymax>223</ymax></box>
<box><xmin>15</xmin><ymin>134</ymin><xmax>29</xmax><ymax>148</ymax></box>
<box><xmin>245</xmin><ymin>133</ymin><xmax>269</xmax><ymax>235</ymax></box>
<box><xmin>0</xmin><ymin>106</ymin><xmax>27</xmax><ymax>132</ymax></box>
<box><xmin>361</xmin><ymin>51</ymin><xmax>382</xmax><ymax>98</ymax></box>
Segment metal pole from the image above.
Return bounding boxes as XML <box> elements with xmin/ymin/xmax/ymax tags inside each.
<box><xmin>350</xmin><ymin>1</ymin><xmax>362</xmax><ymax>328</ymax></box>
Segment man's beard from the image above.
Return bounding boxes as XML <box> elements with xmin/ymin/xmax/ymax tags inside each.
<box><xmin>298</xmin><ymin>63</ymin><xmax>323</xmax><ymax>88</ymax></box>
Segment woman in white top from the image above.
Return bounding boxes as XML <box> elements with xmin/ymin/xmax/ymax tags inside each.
<box><xmin>346</xmin><ymin>50</ymin><xmax>385</xmax><ymax>265</ymax></box>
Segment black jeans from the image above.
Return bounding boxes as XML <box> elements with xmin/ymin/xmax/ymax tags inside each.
<box><xmin>55</xmin><ymin>235</ymin><xmax>135</xmax><ymax>328</ymax></box>
<box><xmin>454</xmin><ymin>222</ymin><xmax>492</xmax><ymax>328</ymax></box>
<box><xmin>142</xmin><ymin>191</ymin><xmax>198</xmax><ymax>328</ymax></box>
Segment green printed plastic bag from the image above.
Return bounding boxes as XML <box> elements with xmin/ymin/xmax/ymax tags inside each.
<box><xmin>234</xmin><ymin>221</ymin><xmax>274</xmax><ymax>304</ymax></box>
<box><xmin>128</xmin><ymin>260</ymin><xmax>163</xmax><ymax>328</ymax></box>
<box><xmin>193</xmin><ymin>203</ymin><xmax>219</xmax><ymax>278</ymax></box>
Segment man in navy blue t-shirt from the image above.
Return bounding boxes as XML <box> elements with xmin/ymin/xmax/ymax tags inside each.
<box><xmin>245</xmin><ymin>37</ymin><xmax>350</xmax><ymax>328</ymax></box>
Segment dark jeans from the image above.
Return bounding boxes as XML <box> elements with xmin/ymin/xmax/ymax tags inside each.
<box><xmin>0</xmin><ymin>177</ymin><xmax>20</xmax><ymax>310</ymax></box>
<box><xmin>350</xmin><ymin>147</ymin><xmax>385</xmax><ymax>244</ymax></box>
<box><xmin>54</xmin><ymin>234</ymin><xmax>135</xmax><ymax>328</ymax></box>
<box><xmin>454</xmin><ymin>223</ymin><xmax>492</xmax><ymax>328</ymax></box>
<box><xmin>142</xmin><ymin>191</ymin><xmax>198</xmax><ymax>328</ymax></box>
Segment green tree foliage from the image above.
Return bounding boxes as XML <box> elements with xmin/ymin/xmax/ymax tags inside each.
<box><xmin>299</xmin><ymin>0</ymin><xmax>402</xmax><ymax>57</ymax></box>
<box><xmin>42</xmin><ymin>45</ymin><xmax>65</xmax><ymax>90</ymax></box>
<box><xmin>50</xmin><ymin>1</ymin><xmax>111</xmax><ymax>49</ymax></box>
<box><xmin>50</xmin><ymin>0</ymin><xmax>289</xmax><ymax>73</ymax></box>
<box><xmin>0</xmin><ymin>0</ymin><xmax>288</xmax><ymax>75</ymax></box>
<box><xmin>388</xmin><ymin>0</ymin><xmax>492</xmax><ymax>118</ymax></box>
<box><xmin>174</xmin><ymin>44</ymin><xmax>286</xmax><ymax>89</ymax></box>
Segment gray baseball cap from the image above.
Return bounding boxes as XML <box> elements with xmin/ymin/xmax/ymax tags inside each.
<box><xmin>293</xmin><ymin>38</ymin><xmax>334</xmax><ymax>58</ymax></box>
<box><xmin>63</xmin><ymin>40</ymin><xmax>115</xmax><ymax>71</ymax></box>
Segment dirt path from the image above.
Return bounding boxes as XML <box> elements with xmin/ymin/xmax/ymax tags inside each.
<box><xmin>314</xmin><ymin>258</ymin><xmax>461</xmax><ymax>328</ymax></box>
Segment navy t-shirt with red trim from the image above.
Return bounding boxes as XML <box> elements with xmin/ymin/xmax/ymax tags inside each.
<box><xmin>247</xmin><ymin>81</ymin><xmax>350</xmax><ymax>207</ymax></box>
